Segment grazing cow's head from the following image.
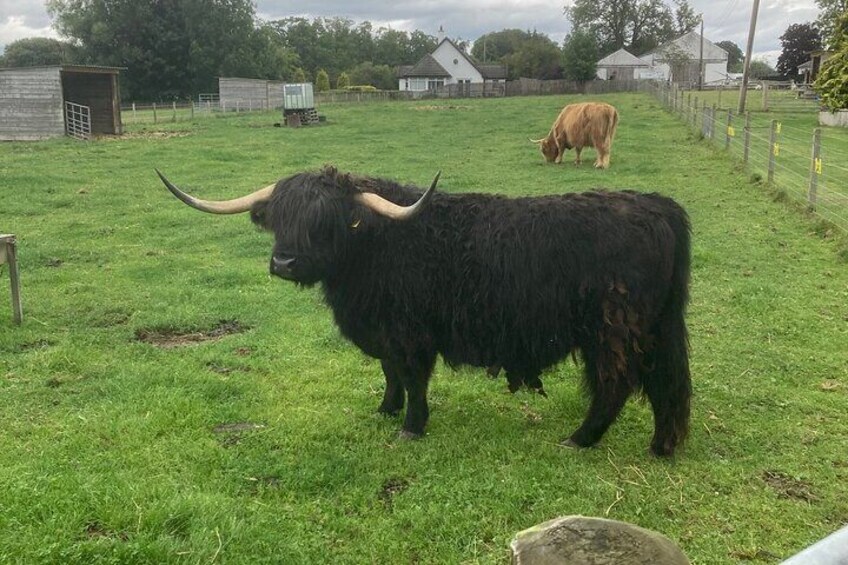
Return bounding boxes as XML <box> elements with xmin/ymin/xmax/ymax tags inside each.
<box><xmin>530</xmin><ymin>135</ymin><xmax>565</xmax><ymax>163</ymax></box>
<box><xmin>156</xmin><ymin>167</ymin><xmax>439</xmax><ymax>286</ymax></box>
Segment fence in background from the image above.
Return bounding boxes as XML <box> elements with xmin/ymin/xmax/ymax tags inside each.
<box><xmin>121</xmin><ymin>79</ymin><xmax>641</xmax><ymax>126</ymax></box>
<box><xmin>649</xmin><ymin>81</ymin><xmax>848</xmax><ymax>234</ymax></box>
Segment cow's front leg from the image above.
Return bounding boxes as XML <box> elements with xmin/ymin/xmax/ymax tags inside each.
<box><xmin>377</xmin><ymin>359</ymin><xmax>405</xmax><ymax>416</ymax></box>
<box><xmin>384</xmin><ymin>354</ymin><xmax>436</xmax><ymax>438</ymax></box>
<box><xmin>573</xmin><ymin>147</ymin><xmax>583</xmax><ymax>165</ymax></box>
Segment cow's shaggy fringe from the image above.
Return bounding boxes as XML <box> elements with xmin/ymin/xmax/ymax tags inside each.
<box><xmin>250</xmin><ymin>166</ymin><xmax>691</xmax><ymax>455</ymax></box>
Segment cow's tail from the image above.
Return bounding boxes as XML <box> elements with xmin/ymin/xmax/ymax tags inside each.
<box><xmin>643</xmin><ymin>200</ymin><xmax>692</xmax><ymax>455</ymax></box>
<box><xmin>606</xmin><ymin>107</ymin><xmax>619</xmax><ymax>147</ymax></box>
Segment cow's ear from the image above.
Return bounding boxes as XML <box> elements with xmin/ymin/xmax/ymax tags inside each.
<box><xmin>249</xmin><ymin>199</ymin><xmax>271</xmax><ymax>230</ymax></box>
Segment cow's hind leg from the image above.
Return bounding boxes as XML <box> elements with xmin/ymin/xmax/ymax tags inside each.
<box><xmin>382</xmin><ymin>354</ymin><xmax>437</xmax><ymax>438</ymax></box>
<box><xmin>378</xmin><ymin>359</ymin><xmax>405</xmax><ymax>416</ymax></box>
<box><xmin>641</xmin><ymin>328</ymin><xmax>691</xmax><ymax>457</ymax></box>
<box><xmin>565</xmin><ymin>353</ymin><xmax>633</xmax><ymax>448</ymax></box>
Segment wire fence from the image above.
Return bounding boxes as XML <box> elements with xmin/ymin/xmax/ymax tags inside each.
<box><xmin>648</xmin><ymin>81</ymin><xmax>848</xmax><ymax>235</ymax></box>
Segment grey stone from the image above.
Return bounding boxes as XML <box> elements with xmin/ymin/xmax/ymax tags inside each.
<box><xmin>510</xmin><ymin>515</ymin><xmax>690</xmax><ymax>565</ymax></box>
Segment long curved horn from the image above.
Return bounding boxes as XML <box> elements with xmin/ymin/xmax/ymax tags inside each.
<box><xmin>354</xmin><ymin>171</ymin><xmax>440</xmax><ymax>221</ymax></box>
<box><xmin>156</xmin><ymin>169</ymin><xmax>275</xmax><ymax>214</ymax></box>
<box><xmin>529</xmin><ymin>137</ymin><xmax>546</xmax><ymax>144</ymax></box>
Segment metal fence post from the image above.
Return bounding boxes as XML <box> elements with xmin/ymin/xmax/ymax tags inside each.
<box><xmin>718</xmin><ymin>84</ymin><xmax>723</xmax><ymax>109</ymax></box>
<box><xmin>762</xmin><ymin>81</ymin><xmax>769</xmax><ymax>111</ymax></box>
<box><xmin>768</xmin><ymin>120</ymin><xmax>779</xmax><ymax>184</ymax></box>
<box><xmin>743</xmin><ymin>111</ymin><xmax>751</xmax><ymax>164</ymax></box>
<box><xmin>725</xmin><ymin>109</ymin><xmax>733</xmax><ymax>150</ymax></box>
<box><xmin>808</xmin><ymin>128</ymin><xmax>821</xmax><ymax>208</ymax></box>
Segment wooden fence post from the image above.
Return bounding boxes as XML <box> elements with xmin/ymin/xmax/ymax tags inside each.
<box><xmin>190</xmin><ymin>101</ymin><xmax>194</xmax><ymax>120</ymax></box>
<box><xmin>808</xmin><ymin>128</ymin><xmax>821</xmax><ymax>208</ymax></box>
<box><xmin>768</xmin><ymin>120</ymin><xmax>779</xmax><ymax>184</ymax></box>
<box><xmin>172</xmin><ymin>101</ymin><xmax>177</xmax><ymax>122</ymax></box>
<box><xmin>693</xmin><ymin>96</ymin><xmax>699</xmax><ymax>128</ymax></box>
<box><xmin>710</xmin><ymin>103</ymin><xmax>717</xmax><ymax>140</ymax></box>
<box><xmin>718</xmin><ymin>84</ymin><xmax>723</xmax><ymax>109</ymax></box>
<box><xmin>743</xmin><ymin>111</ymin><xmax>752</xmax><ymax>164</ymax></box>
<box><xmin>725</xmin><ymin>109</ymin><xmax>734</xmax><ymax>150</ymax></box>
<box><xmin>0</xmin><ymin>235</ymin><xmax>22</xmax><ymax>325</ymax></box>
<box><xmin>132</xmin><ymin>102</ymin><xmax>136</xmax><ymax>122</ymax></box>
<box><xmin>762</xmin><ymin>81</ymin><xmax>769</xmax><ymax>111</ymax></box>
<box><xmin>153</xmin><ymin>103</ymin><xmax>157</xmax><ymax>124</ymax></box>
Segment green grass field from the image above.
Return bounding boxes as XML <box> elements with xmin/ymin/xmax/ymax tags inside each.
<box><xmin>1</xmin><ymin>93</ymin><xmax>847</xmax><ymax>564</ymax></box>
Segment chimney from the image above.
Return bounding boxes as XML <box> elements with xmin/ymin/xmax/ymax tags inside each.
<box><xmin>437</xmin><ymin>25</ymin><xmax>445</xmax><ymax>43</ymax></box>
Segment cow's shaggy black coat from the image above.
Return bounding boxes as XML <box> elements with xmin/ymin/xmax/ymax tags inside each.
<box><xmin>250</xmin><ymin>167</ymin><xmax>692</xmax><ymax>456</ymax></box>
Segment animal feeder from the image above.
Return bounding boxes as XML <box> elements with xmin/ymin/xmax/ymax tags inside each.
<box><xmin>0</xmin><ymin>234</ymin><xmax>22</xmax><ymax>325</ymax></box>
<box><xmin>282</xmin><ymin>83</ymin><xmax>319</xmax><ymax>127</ymax></box>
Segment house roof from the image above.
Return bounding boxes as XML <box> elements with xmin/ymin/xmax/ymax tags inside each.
<box><xmin>398</xmin><ymin>54</ymin><xmax>450</xmax><ymax>78</ymax></box>
<box><xmin>0</xmin><ymin>64</ymin><xmax>124</xmax><ymax>74</ymax></box>
<box><xmin>645</xmin><ymin>31</ymin><xmax>728</xmax><ymax>62</ymax></box>
<box><xmin>398</xmin><ymin>37</ymin><xmax>507</xmax><ymax>79</ymax></box>
<box><xmin>597</xmin><ymin>48</ymin><xmax>648</xmax><ymax>67</ymax></box>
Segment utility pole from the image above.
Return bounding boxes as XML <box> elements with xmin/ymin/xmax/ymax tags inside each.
<box><xmin>738</xmin><ymin>0</ymin><xmax>761</xmax><ymax>113</ymax></box>
<box><xmin>698</xmin><ymin>15</ymin><xmax>704</xmax><ymax>91</ymax></box>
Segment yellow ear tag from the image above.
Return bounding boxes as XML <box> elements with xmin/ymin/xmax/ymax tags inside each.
<box><xmin>351</xmin><ymin>219</ymin><xmax>361</xmax><ymax>229</ymax></box>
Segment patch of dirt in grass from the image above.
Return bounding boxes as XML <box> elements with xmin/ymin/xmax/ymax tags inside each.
<box><xmin>378</xmin><ymin>477</ymin><xmax>410</xmax><ymax>507</ymax></box>
<box><xmin>761</xmin><ymin>470</ymin><xmax>817</xmax><ymax>502</ymax></box>
<box><xmin>413</xmin><ymin>105</ymin><xmax>471</xmax><ymax>111</ymax></box>
<box><xmin>19</xmin><ymin>339</ymin><xmax>52</xmax><ymax>352</ymax></box>
<box><xmin>135</xmin><ymin>320</ymin><xmax>246</xmax><ymax>348</ymax></box>
<box><xmin>729</xmin><ymin>547</ymin><xmax>778</xmax><ymax>562</ymax></box>
<box><xmin>213</xmin><ymin>421</ymin><xmax>265</xmax><ymax>447</ymax></box>
<box><xmin>46</xmin><ymin>258</ymin><xmax>63</xmax><ymax>268</ymax></box>
<box><xmin>206</xmin><ymin>362</ymin><xmax>251</xmax><ymax>375</ymax></box>
<box><xmin>103</xmin><ymin>131</ymin><xmax>192</xmax><ymax>140</ymax></box>
<box><xmin>84</xmin><ymin>521</ymin><xmax>129</xmax><ymax>541</ymax></box>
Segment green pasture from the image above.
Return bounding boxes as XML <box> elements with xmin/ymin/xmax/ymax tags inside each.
<box><xmin>1</xmin><ymin>93</ymin><xmax>847</xmax><ymax>564</ymax></box>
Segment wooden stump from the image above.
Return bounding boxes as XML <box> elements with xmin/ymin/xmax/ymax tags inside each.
<box><xmin>0</xmin><ymin>234</ymin><xmax>22</xmax><ymax>325</ymax></box>
<box><xmin>286</xmin><ymin>113</ymin><xmax>301</xmax><ymax>128</ymax></box>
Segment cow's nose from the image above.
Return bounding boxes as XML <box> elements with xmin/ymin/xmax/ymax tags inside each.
<box><xmin>270</xmin><ymin>256</ymin><xmax>296</xmax><ymax>278</ymax></box>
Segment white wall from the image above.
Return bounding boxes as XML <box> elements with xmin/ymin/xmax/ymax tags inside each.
<box><xmin>431</xmin><ymin>41</ymin><xmax>482</xmax><ymax>85</ymax></box>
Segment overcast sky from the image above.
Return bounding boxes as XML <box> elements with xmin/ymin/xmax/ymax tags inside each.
<box><xmin>1</xmin><ymin>0</ymin><xmax>822</xmax><ymax>66</ymax></box>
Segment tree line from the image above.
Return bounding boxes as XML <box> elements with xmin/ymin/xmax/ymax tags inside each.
<box><xmin>0</xmin><ymin>0</ymin><xmax>842</xmax><ymax>101</ymax></box>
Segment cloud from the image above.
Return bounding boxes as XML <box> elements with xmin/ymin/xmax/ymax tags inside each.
<box><xmin>0</xmin><ymin>14</ymin><xmax>58</xmax><ymax>54</ymax></box>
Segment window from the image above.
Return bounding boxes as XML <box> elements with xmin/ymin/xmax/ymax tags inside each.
<box><xmin>427</xmin><ymin>79</ymin><xmax>445</xmax><ymax>90</ymax></box>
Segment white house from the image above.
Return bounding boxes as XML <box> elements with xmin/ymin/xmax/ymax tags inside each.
<box><xmin>638</xmin><ymin>31</ymin><xmax>729</xmax><ymax>85</ymax></box>
<box><xmin>398</xmin><ymin>29</ymin><xmax>507</xmax><ymax>92</ymax></box>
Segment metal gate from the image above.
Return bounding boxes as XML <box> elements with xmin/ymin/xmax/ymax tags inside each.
<box><xmin>65</xmin><ymin>101</ymin><xmax>91</xmax><ymax>140</ymax></box>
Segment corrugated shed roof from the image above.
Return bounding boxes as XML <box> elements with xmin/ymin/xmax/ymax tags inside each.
<box><xmin>597</xmin><ymin>48</ymin><xmax>648</xmax><ymax>67</ymax></box>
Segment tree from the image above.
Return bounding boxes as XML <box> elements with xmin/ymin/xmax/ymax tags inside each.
<box><xmin>315</xmin><ymin>69</ymin><xmax>330</xmax><ymax>91</ymax></box>
<box><xmin>347</xmin><ymin>62</ymin><xmax>396</xmax><ymax>89</ymax></box>
<box><xmin>501</xmin><ymin>33</ymin><xmax>564</xmax><ymax>79</ymax></box>
<box><xmin>748</xmin><ymin>59</ymin><xmax>777</xmax><ymax>79</ymax></box>
<box><xmin>0</xmin><ymin>37</ymin><xmax>79</xmax><ymax>67</ymax></box>
<box><xmin>816</xmin><ymin>0</ymin><xmax>848</xmax><ymax>48</ymax></box>
<box><xmin>471</xmin><ymin>30</ymin><xmax>563</xmax><ymax>79</ymax></box>
<box><xmin>814</xmin><ymin>9</ymin><xmax>848</xmax><ymax>110</ymax></box>
<box><xmin>565</xmin><ymin>0</ymin><xmax>697</xmax><ymax>54</ymax></box>
<box><xmin>292</xmin><ymin>68</ymin><xmax>307</xmax><ymax>82</ymax></box>
<box><xmin>777</xmin><ymin>23</ymin><xmax>822</xmax><ymax>78</ymax></box>
<box><xmin>336</xmin><ymin>71</ymin><xmax>351</xmax><ymax>89</ymax></box>
<box><xmin>661</xmin><ymin>42</ymin><xmax>693</xmax><ymax>82</ymax></box>
<box><xmin>46</xmin><ymin>0</ymin><xmax>293</xmax><ymax>100</ymax></box>
<box><xmin>561</xmin><ymin>30</ymin><xmax>599</xmax><ymax>84</ymax></box>
<box><xmin>716</xmin><ymin>40</ymin><xmax>744</xmax><ymax>72</ymax></box>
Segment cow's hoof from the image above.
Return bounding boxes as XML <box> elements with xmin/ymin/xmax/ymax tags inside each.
<box><xmin>398</xmin><ymin>430</ymin><xmax>423</xmax><ymax>441</ymax></box>
<box><xmin>650</xmin><ymin>441</ymin><xmax>676</xmax><ymax>458</ymax></box>
<box><xmin>377</xmin><ymin>406</ymin><xmax>401</xmax><ymax>417</ymax></box>
<box><xmin>559</xmin><ymin>438</ymin><xmax>582</xmax><ymax>449</ymax></box>
<box><xmin>534</xmin><ymin>387</ymin><xmax>548</xmax><ymax>398</ymax></box>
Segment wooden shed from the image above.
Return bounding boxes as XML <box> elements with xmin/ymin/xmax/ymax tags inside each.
<box><xmin>0</xmin><ymin>65</ymin><xmax>123</xmax><ymax>141</ymax></box>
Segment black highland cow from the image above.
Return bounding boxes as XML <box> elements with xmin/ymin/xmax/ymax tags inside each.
<box><xmin>157</xmin><ymin>167</ymin><xmax>692</xmax><ymax>456</ymax></box>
